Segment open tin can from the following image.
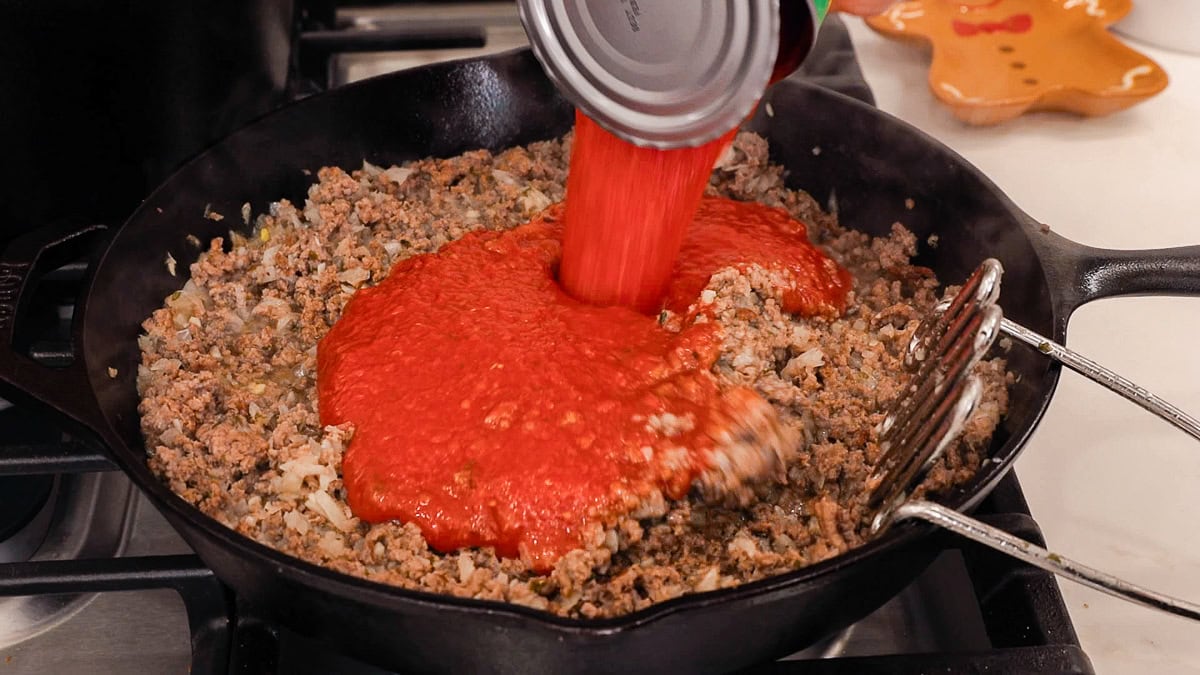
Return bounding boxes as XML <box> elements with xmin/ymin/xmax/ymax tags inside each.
<box><xmin>517</xmin><ymin>0</ymin><xmax>831</xmax><ymax>148</ymax></box>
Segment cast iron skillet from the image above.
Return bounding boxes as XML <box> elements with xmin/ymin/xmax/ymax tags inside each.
<box><xmin>1</xmin><ymin>50</ymin><xmax>1197</xmax><ymax>673</ymax></box>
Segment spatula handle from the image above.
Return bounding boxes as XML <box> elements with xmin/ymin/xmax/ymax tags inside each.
<box><xmin>1000</xmin><ymin>318</ymin><xmax>1200</xmax><ymax>443</ymax></box>
<box><xmin>894</xmin><ymin>500</ymin><xmax>1200</xmax><ymax>622</ymax></box>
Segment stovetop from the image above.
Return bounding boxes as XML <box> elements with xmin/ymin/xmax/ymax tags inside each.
<box><xmin>0</xmin><ymin>2</ymin><xmax>1095</xmax><ymax>673</ymax></box>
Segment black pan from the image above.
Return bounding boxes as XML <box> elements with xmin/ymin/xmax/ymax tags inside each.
<box><xmin>1</xmin><ymin>50</ymin><xmax>1197</xmax><ymax>674</ymax></box>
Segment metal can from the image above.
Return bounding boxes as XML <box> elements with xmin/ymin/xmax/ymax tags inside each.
<box><xmin>517</xmin><ymin>0</ymin><xmax>830</xmax><ymax>149</ymax></box>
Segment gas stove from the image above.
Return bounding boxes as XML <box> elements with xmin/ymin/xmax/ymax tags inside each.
<box><xmin>0</xmin><ymin>2</ymin><xmax>1095</xmax><ymax>673</ymax></box>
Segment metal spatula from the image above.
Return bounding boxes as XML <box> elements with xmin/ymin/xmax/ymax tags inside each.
<box><xmin>867</xmin><ymin>258</ymin><xmax>1200</xmax><ymax>622</ymax></box>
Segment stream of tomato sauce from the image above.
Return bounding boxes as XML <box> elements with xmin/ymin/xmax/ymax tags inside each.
<box><xmin>317</xmin><ymin>117</ymin><xmax>852</xmax><ymax>571</ymax></box>
<box><xmin>560</xmin><ymin>111</ymin><xmax>738</xmax><ymax>313</ymax></box>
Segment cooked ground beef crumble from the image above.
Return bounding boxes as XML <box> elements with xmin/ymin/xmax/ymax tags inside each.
<box><xmin>136</xmin><ymin>132</ymin><xmax>1010</xmax><ymax>618</ymax></box>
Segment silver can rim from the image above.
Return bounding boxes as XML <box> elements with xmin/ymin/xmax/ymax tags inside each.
<box><xmin>518</xmin><ymin>0</ymin><xmax>789</xmax><ymax>149</ymax></box>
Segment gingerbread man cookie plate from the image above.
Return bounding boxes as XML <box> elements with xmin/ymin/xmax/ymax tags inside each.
<box><xmin>867</xmin><ymin>0</ymin><xmax>1168</xmax><ymax>124</ymax></box>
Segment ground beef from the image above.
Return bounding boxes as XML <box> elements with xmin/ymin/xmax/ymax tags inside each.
<box><xmin>136</xmin><ymin>132</ymin><xmax>1010</xmax><ymax>619</ymax></box>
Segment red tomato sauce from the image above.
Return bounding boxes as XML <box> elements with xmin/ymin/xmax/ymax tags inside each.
<box><xmin>560</xmin><ymin>111</ymin><xmax>737</xmax><ymax>313</ymax></box>
<box><xmin>665</xmin><ymin>198</ymin><xmax>852</xmax><ymax>316</ymax></box>
<box><xmin>317</xmin><ymin>198</ymin><xmax>848</xmax><ymax>571</ymax></box>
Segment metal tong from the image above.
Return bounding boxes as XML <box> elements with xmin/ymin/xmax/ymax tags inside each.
<box><xmin>868</xmin><ymin>258</ymin><xmax>1200</xmax><ymax>622</ymax></box>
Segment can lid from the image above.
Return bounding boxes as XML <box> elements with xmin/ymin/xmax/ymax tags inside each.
<box><xmin>518</xmin><ymin>0</ymin><xmax>780</xmax><ymax>149</ymax></box>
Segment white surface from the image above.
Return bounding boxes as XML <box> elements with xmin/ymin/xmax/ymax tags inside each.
<box><xmin>1112</xmin><ymin>0</ymin><xmax>1200</xmax><ymax>55</ymax></box>
<box><xmin>843</xmin><ymin>17</ymin><xmax>1200</xmax><ymax>674</ymax></box>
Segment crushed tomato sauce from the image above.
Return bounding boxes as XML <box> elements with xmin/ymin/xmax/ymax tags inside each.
<box><xmin>666</xmin><ymin>198</ymin><xmax>851</xmax><ymax>316</ymax></box>
<box><xmin>317</xmin><ymin>198</ymin><xmax>849</xmax><ymax>571</ymax></box>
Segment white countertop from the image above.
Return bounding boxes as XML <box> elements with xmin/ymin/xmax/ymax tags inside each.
<box><xmin>843</xmin><ymin>18</ymin><xmax>1200</xmax><ymax>674</ymax></box>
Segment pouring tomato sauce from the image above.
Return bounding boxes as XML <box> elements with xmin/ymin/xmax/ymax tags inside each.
<box><xmin>319</xmin><ymin>194</ymin><xmax>849</xmax><ymax>570</ymax></box>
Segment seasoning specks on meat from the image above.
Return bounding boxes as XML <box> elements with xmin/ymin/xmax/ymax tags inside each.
<box><xmin>137</xmin><ymin>132</ymin><xmax>1008</xmax><ymax>618</ymax></box>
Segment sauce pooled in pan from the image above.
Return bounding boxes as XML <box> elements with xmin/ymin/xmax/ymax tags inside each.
<box><xmin>318</xmin><ymin>115</ymin><xmax>851</xmax><ymax>570</ymax></box>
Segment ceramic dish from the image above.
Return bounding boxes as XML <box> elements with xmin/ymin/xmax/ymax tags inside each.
<box><xmin>867</xmin><ymin>0</ymin><xmax>1168</xmax><ymax>124</ymax></box>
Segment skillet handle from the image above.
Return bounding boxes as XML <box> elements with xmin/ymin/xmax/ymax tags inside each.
<box><xmin>1072</xmin><ymin>243</ymin><xmax>1200</xmax><ymax>306</ymax></box>
<box><xmin>1036</xmin><ymin>229</ymin><xmax>1200</xmax><ymax>314</ymax></box>
<box><xmin>0</xmin><ymin>221</ymin><xmax>114</xmax><ymax>450</ymax></box>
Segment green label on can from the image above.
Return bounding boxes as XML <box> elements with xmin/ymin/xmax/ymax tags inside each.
<box><xmin>811</xmin><ymin>0</ymin><xmax>831</xmax><ymax>23</ymax></box>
